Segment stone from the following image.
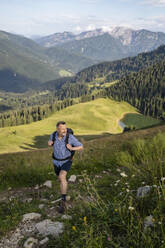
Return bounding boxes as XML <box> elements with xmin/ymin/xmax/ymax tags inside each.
<box><xmin>39</xmin><ymin>237</ymin><xmax>49</xmax><ymax>245</ymax></box>
<box><xmin>22</xmin><ymin>213</ymin><xmax>41</xmax><ymax>222</ymax></box>
<box><xmin>68</xmin><ymin>175</ymin><xmax>77</xmax><ymax>183</ymax></box>
<box><xmin>136</xmin><ymin>185</ymin><xmax>152</xmax><ymax>198</ymax></box>
<box><xmin>43</xmin><ymin>180</ymin><xmax>52</xmax><ymax>188</ymax></box>
<box><xmin>23</xmin><ymin>237</ymin><xmax>38</xmax><ymax>248</ymax></box>
<box><xmin>23</xmin><ymin>198</ymin><xmax>33</xmax><ymax>203</ymax></box>
<box><xmin>61</xmin><ymin>214</ymin><xmax>72</xmax><ymax>220</ymax></box>
<box><xmin>34</xmin><ymin>184</ymin><xmax>39</xmax><ymax>190</ymax></box>
<box><xmin>39</xmin><ymin>204</ymin><xmax>45</xmax><ymax>209</ymax></box>
<box><xmin>35</xmin><ymin>219</ymin><xmax>64</xmax><ymax>237</ymax></box>
<box><xmin>143</xmin><ymin>215</ymin><xmax>154</xmax><ymax>231</ymax></box>
<box><xmin>66</xmin><ymin>195</ymin><xmax>71</xmax><ymax>201</ymax></box>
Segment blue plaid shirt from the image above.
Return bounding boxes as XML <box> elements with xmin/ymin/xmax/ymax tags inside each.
<box><xmin>49</xmin><ymin>132</ymin><xmax>83</xmax><ymax>167</ymax></box>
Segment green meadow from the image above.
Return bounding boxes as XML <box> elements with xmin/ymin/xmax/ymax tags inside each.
<box><xmin>0</xmin><ymin>123</ymin><xmax>165</xmax><ymax>247</ymax></box>
<box><xmin>121</xmin><ymin>113</ymin><xmax>163</xmax><ymax>129</ymax></box>
<box><xmin>0</xmin><ymin>98</ymin><xmax>139</xmax><ymax>154</ymax></box>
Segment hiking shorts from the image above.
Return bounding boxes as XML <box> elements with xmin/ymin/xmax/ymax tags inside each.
<box><xmin>53</xmin><ymin>160</ymin><xmax>72</xmax><ymax>176</ymax></box>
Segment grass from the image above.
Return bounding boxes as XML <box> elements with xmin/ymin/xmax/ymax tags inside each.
<box><xmin>0</xmin><ymin>127</ymin><xmax>165</xmax><ymax>247</ymax></box>
<box><xmin>121</xmin><ymin>113</ymin><xmax>163</xmax><ymax>129</ymax></box>
<box><xmin>0</xmin><ymin>98</ymin><xmax>139</xmax><ymax>154</ymax></box>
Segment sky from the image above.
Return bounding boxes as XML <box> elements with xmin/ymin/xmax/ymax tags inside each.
<box><xmin>1</xmin><ymin>0</ymin><xmax>165</xmax><ymax>38</ymax></box>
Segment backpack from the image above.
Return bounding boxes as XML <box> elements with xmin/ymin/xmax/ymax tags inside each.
<box><xmin>51</xmin><ymin>128</ymin><xmax>75</xmax><ymax>161</ymax></box>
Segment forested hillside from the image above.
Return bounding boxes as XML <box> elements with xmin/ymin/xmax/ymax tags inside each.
<box><xmin>105</xmin><ymin>59</ymin><xmax>165</xmax><ymax>120</ymax></box>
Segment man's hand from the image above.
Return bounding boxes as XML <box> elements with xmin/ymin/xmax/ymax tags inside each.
<box><xmin>66</xmin><ymin>144</ymin><xmax>83</xmax><ymax>151</ymax></box>
<box><xmin>66</xmin><ymin>144</ymin><xmax>73</xmax><ymax>151</ymax></box>
<box><xmin>48</xmin><ymin>140</ymin><xmax>54</xmax><ymax>146</ymax></box>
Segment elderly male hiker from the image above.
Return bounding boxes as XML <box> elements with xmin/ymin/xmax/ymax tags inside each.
<box><xmin>48</xmin><ymin>121</ymin><xmax>83</xmax><ymax>213</ymax></box>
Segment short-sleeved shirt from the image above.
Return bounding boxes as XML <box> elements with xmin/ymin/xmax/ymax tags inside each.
<box><xmin>49</xmin><ymin>132</ymin><xmax>83</xmax><ymax>167</ymax></box>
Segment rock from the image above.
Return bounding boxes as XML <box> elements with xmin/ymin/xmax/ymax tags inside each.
<box><xmin>61</xmin><ymin>214</ymin><xmax>72</xmax><ymax>220</ymax></box>
<box><xmin>23</xmin><ymin>237</ymin><xmax>38</xmax><ymax>248</ymax></box>
<box><xmin>39</xmin><ymin>204</ymin><xmax>45</xmax><ymax>209</ymax></box>
<box><xmin>23</xmin><ymin>198</ymin><xmax>33</xmax><ymax>203</ymax></box>
<box><xmin>43</xmin><ymin>180</ymin><xmax>52</xmax><ymax>188</ymax></box>
<box><xmin>143</xmin><ymin>215</ymin><xmax>154</xmax><ymax>231</ymax></box>
<box><xmin>34</xmin><ymin>184</ymin><xmax>39</xmax><ymax>190</ymax></box>
<box><xmin>22</xmin><ymin>213</ymin><xmax>41</xmax><ymax>222</ymax></box>
<box><xmin>39</xmin><ymin>237</ymin><xmax>49</xmax><ymax>245</ymax></box>
<box><xmin>35</xmin><ymin>219</ymin><xmax>64</xmax><ymax>237</ymax></box>
<box><xmin>136</xmin><ymin>185</ymin><xmax>152</xmax><ymax>198</ymax></box>
<box><xmin>66</xmin><ymin>195</ymin><xmax>71</xmax><ymax>201</ymax></box>
<box><xmin>68</xmin><ymin>175</ymin><xmax>77</xmax><ymax>183</ymax></box>
<box><xmin>95</xmin><ymin>175</ymin><xmax>102</xmax><ymax>178</ymax></box>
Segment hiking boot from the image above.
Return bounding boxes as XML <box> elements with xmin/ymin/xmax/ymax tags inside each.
<box><xmin>58</xmin><ymin>200</ymin><xmax>68</xmax><ymax>213</ymax></box>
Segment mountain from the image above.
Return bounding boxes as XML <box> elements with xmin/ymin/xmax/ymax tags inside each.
<box><xmin>34</xmin><ymin>27</ymin><xmax>165</xmax><ymax>62</ymax></box>
<box><xmin>74</xmin><ymin>44</ymin><xmax>165</xmax><ymax>83</ymax></box>
<box><xmin>0</xmin><ymin>30</ymin><xmax>65</xmax><ymax>82</ymax></box>
<box><xmin>57</xmin><ymin>33</ymin><xmax>126</xmax><ymax>61</ymax></box>
<box><xmin>44</xmin><ymin>46</ymin><xmax>96</xmax><ymax>73</ymax></box>
<box><xmin>105</xmin><ymin>57</ymin><xmax>165</xmax><ymax>120</ymax></box>
<box><xmin>110</xmin><ymin>27</ymin><xmax>165</xmax><ymax>54</ymax></box>
<box><xmin>39</xmin><ymin>44</ymin><xmax>165</xmax><ymax>91</ymax></box>
<box><xmin>34</xmin><ymin>31</ymin><xmax>75</xmax><ymax>47</ymax></box>
<box><xmin>0</xmin><ymin>30</ymin><xmax>97</xmax><ymax>92</ymax></box>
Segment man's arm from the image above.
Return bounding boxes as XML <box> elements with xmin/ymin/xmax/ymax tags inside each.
<box><xmin>66</xmin><ymin>144</ymin><xmax>83</xmax><ymax>151</ymax></box>
<box><xmin>66</xmin><ymin>134</ymin><xmax>84</xmax><ymax>151</ymax></box>
<box><xmin>48</xmin><ymin>133</ymin><xmax>54</xmax><ymax>146</ymax></box>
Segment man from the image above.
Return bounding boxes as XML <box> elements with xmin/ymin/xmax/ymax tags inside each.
<box><xmin>48</xmin><ymin>121</ymin><xmax>83</xmax><ymax>213</ymax></box>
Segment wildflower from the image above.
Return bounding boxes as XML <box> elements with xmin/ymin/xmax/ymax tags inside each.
<box><xmin>158</xmin><ymin>221</ymin><xmax>162</xmax><ymax>225</ymax></box>
<box><xmin>114</xmin><ymin>208</ymin><xmax>118</xmax><ymax>212</ymax></box>
<box><xmin>142</xmin><ymin>182</ymin><xmax>145</xmax><ymax>185</ymax></box>
<box><xmin>128</xmin><ymin>206</ymin><xmax>134</xmax><ymax>211</ymax></box>
<box><xmin>72</xmin><ymin>226</ymin><xmax>76</xmax><ymax>231</ymax></box>
<box><xmin>107</xmin><ymin>235</ymin><xmax>111</xmax><ymax>241</ymax></box>
<box><xmin>116</xmin><ymin>168</ymin><xmax>121</xmax><ymax>172</ymax></box>
<box><xmin>161</xmin><ymin>177</ymin><xmax>165</xmax><ymax>181</ymax></box>
<box><xmin>126</xmin><ymin>189</ymin><xmax>130</xmax><ymax>192</ymax></box>
<box><xmin>116</xmin><ymin>180</ymin><xmax>120</xmax><ymax>183</ymax></box>
<box><xmin>131</xmin><ymin>174</ymin><xmax>135</xmax><ymax>178</ymax></box>
<box><xmin>120</xmin><ymin>172</ymin><xmax>128</xmax><ymax>177</ymax></box>
<box><xmin>83</xmin><ymin>216</ymin><xmax>87</xmax><ymax>224</ymax></box>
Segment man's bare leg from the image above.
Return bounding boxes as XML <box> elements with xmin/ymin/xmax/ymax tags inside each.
<box><xmin>58</xmin><ymin>170</ymin><xmax>68</xmax><ymax>195</ymax></box>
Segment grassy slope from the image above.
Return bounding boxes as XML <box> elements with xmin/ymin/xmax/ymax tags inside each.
<box><xmin>121</xmin><ymin>113</ymin><xmax>163</xmax><ymax>129</ymax></box>
<box><xmin>0</xmin><ymin>98</ymin><xmax>139</xmax><ymax>154</ymax></box>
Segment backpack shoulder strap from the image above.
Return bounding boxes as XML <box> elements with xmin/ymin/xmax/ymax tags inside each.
<box><xmin>65</xmin><ymin>128</ymin><xmax>70</xmax><ymax>145</ymax></box>
<box><xmin>52</xmin><ymin>131</ymin><xmax>57</xmax><ymax>143</ymax></box>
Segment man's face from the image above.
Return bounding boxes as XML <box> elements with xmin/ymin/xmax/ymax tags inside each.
<box><xmin>57</xmin><ymin>124</ymin><xmax>67</xmax><ymax>136</ymax></box>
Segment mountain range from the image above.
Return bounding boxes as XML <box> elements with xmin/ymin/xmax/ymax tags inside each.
<box><xmin>34</xmin><ymin>26</ymin><xmax>165</xmax><ymax>60</ymax></box>
<box><xmin>1</xmin><ymin>26</ymin><xmax>165</xmax><ymax>92</ymax></box>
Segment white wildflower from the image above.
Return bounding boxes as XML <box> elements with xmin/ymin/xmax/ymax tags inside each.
<box><xmin>161</xmin><ymin>177</ymin><xmax>165</xmax><ymax>181</ymax></box>
<box><xmin>120</xmin><ymin>172</ymin><xmax>128</xmax><ymax>177</ymax></box>
<box><xmin>128</xmin><ymin>206</ymin><xmax>134</xmax><ymax>211</ymax></box>
<box><xmin>126</xmin><ymin>189</ymin><xmax>130</xmax><ymax>192</ymax></box>
<box><xmin>116</xmin><ymin>168</ymin><xmax>121</xmax><ymax>172</ymax></box>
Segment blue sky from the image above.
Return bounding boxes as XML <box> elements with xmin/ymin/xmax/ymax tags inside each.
<box><xmin>1</xmin><ymin>0</ymin><xmax>165</xmax><ymax>37</ymax></box>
